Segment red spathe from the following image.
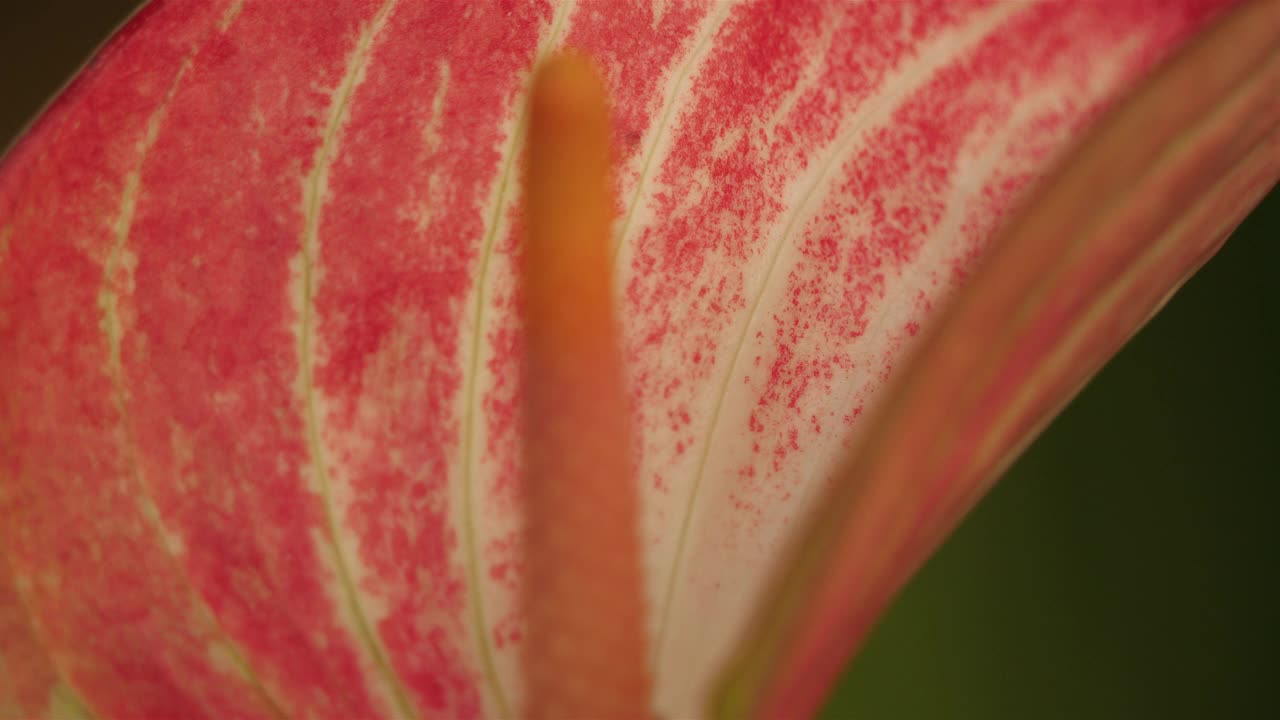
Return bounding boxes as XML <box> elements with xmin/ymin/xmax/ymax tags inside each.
<box><xmin>0</xmin><ymin>1</ymin><xmax>1235</xmax><ymax>718</ymax></box>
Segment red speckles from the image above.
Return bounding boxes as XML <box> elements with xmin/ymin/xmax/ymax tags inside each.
<box><xmin>307</xmin><ymin>0</ymin><xmax>554</xmax><ymax>714</ymax></box>
<box><xmin>491</xmin><ymin>613</ymin><xmax>524</xmax><ymax>653</ymax></box>
<box><xmin>484</xmin><ymin>534</ymin><xmax>521</xmax><ymax>595</ymax></box>
<box><xmin>566</xmin><ymin>0</ymin><xmax>710</xmax><ymax>187</ymax></box>
<box><xmin>628</xmin><ymin>0</ymin><xmax>1234</xmax><ymax>712</ymax></box>
<box><xmin>117</xmin><ymin>1</ymin><xmax>409</xmax><ymax>716</ymax></box>
<box><xmin>0</xmin><ymin>2</ymin><xmax>285</xmax><ymax>718</ymax></box>
<box><xmin>0</xmin><ymin>0</ymin><xmax>1237</xmax><ymax>717</ymax></box>
<box><xmin>660</xmin><ymin>376</ymin><xmax>684</xmax><ymax>401</ymax></box>
<box><xmin>634</xmin><ymin>5</ymin><xmax>1034</xmax><ymax>705</ymax></box>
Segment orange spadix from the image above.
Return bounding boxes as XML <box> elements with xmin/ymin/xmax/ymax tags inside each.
<box><xmin>520</xmin><ymin>52</ymin><xmax>652</xmax><ymax>719</ymax></box>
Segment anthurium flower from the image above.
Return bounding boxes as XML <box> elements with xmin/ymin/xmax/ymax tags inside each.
<box><xmin>2</xmin><ymin>1</ymin><xmax>1277</xmax><ymax>718</ymax></box>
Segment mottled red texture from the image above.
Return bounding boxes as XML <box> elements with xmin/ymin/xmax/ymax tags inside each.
<box><xmin>0</xmin><ymin>1</ymin><xmax>1240</xmax><ymax>717</ymax></box>
<box><xmin>733</xmin><ymin>2</ymin><xmax>1278</xmax><ymax>716</ymax></box>
<box><xmin>0</xmin><ymin>557</ymin><xmax>58</xmax><ymax>718</ymax></box>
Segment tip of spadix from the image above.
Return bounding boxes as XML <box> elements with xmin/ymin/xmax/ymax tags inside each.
<box><xmin>531</xmin><ymin>51</ymin><xmax>609</xmax><ymax>126</ymax></box>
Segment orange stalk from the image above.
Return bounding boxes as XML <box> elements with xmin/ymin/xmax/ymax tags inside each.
<box><xmin>521</xmin><ymin>53</ymin><xmax>652</xmax><ymax>719</ymax></box>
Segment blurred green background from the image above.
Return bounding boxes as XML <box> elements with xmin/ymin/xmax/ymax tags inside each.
<box><xmin>2</xmin><ymin>3</ymin><xmax>1275</xmax><ymax>719</ymax></box>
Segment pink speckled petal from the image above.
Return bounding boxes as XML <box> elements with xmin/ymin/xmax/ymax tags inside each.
<box><xmin>717</xmin><ymin>1</ymin><xmax>1280</xmax><ymax>716</ymax></box>
<box><xmin>0</xmin><ymin>1</ymin><xmax>1261</xmax><ymax>718</ymax></box>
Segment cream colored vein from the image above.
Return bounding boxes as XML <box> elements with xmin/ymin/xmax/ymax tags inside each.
<box><xmin>96</xmin><ymin>4</ymin><xmax>286</xmax><ymax>715</ymax></box>
<box><xmin>296</xmin><ymin>1</ymin><xmax>419</xmax><ymax>718</ymax></box>
<box><xmin>610</xmin><ymin>1</ymin><xmax>732</xmax><ymax>263</ymax></box>
<box><xmin>456</xmin><ymin>4</ymin><xmax>574</xmax><ymax>715</ymax></box>
<box><xmin>650</xmin><ymin>2</ymin><xmax>1021</xmax><ymax>667</ymax></box>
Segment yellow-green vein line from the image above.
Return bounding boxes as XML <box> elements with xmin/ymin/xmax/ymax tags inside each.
<box><xmin>457</xmin><ymin>4</ymin><xmax>574</xmax><ymax>715</ymax></box>
<box><xmin>649</xmin><ymin>4</ymin><xmax>1018</xmax><ymax>666</ymax></box>
<box><xmin>96</xmin><ymin>6</ymin><xmax>287</xmax><ymax>715</ymax></box>
<box><xmin>297</xmin><ymin>2</ymin><xmax>419</xmax><ymax>718</ymax></box>
<box><xmin>610</xmin><ymin>2</ymin><xmax>730</xmax><ymax>264</ymax></box>
<box><xmin>100</xmin><ymin>75</ymin><xmax>287</xmax><ymax>720</ymax></box>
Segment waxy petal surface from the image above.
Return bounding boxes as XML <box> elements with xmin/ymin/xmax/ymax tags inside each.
<box><xmin>0</xmin><ymin>1</ymin><xmax>1258</xmax><ymax>718</ymax></box>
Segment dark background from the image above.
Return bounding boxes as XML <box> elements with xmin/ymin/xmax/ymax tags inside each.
<box><xmin>2</xmin><ymin>4</ymin><xmax>1275</xmax><ymax>718</ymax></box>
